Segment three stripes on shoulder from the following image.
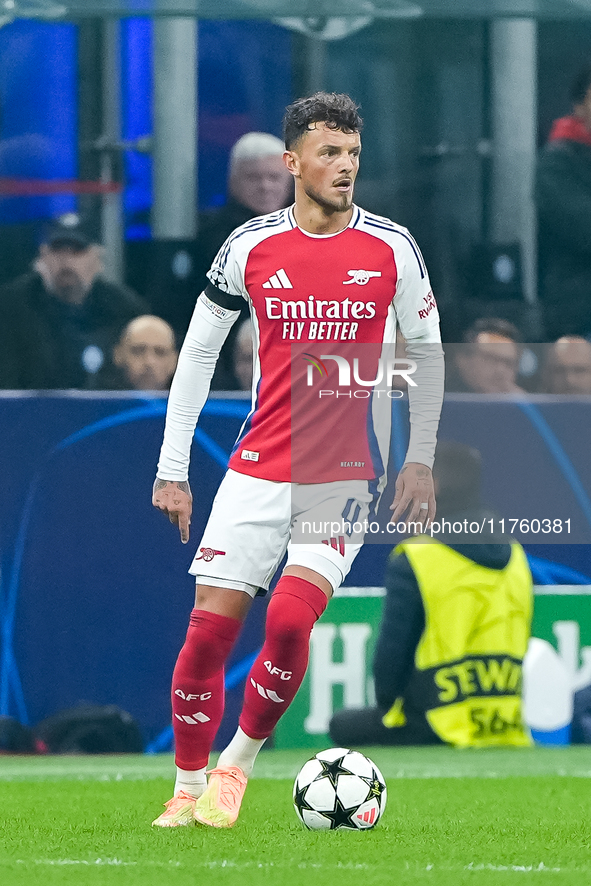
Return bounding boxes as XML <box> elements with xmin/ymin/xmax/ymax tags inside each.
<box><xmin>262</xmin><ymin>268</ymin><xmax>293</xmax><ymax>289</ymax></box>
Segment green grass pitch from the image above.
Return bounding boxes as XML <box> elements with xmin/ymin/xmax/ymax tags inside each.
<box><xmin>1</xmin><ymin>747</ymin><xmax>590</xmax><ymax>885</ymax></box>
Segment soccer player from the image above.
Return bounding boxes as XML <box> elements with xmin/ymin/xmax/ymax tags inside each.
<box><xmin>151</xmin><ymin>92</ymin><xmax>444</xmax><ymax>828</ymax></box>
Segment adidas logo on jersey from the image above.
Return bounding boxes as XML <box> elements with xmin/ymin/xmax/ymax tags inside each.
<box><xmin>262</xmin><ymin>268</ymin><xmax>293</xmax><ymax>289</ymax></box>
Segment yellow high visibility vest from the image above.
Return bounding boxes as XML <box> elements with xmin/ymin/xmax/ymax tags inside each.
<box><xmin>386</xmin><ymin>538</ymin><xmax>533</xmax><ymax>747</ymax></box>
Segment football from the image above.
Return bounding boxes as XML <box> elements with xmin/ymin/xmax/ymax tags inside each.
<box><xmin>293</xmin><ymin>747</ymin><xmax>387</xmax><ymax>830</ymax></box>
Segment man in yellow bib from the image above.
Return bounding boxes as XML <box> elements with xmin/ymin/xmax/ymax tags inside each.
<box><xmin>329</xmin><ymin>442</ymin><xmax>533</xmax><ymax>748</ymax></box>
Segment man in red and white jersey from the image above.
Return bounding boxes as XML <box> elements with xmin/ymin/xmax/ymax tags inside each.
<box><xmin>151</xmin><ymin>93</ymin><xmax>444</xmax><ymax>828</ymax></box>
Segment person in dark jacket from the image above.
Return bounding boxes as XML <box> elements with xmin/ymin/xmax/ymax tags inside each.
<box><xmin>329</xmin><ymin>441</ymin><xmax>533</xmax><ymax>747</ymax></box>
<box><xmin>0</xmin><ymin>213</ymin><xmax>148</xmax><ymax>389</ymax></box>
<box><xmin>536</xmin><ymin>64</ymin><xmax>591</xmax><ymax>340</ymax></box>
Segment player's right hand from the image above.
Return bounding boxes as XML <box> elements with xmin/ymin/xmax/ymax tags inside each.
<box><xmin>152</xmin><ymin>478</ymin><xmax>193</xmax><ymax>544</ymax></box>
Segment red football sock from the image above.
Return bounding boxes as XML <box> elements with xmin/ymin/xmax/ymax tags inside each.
<box><xmin>172</xmin><ymin>608</ymin><xmax>241</xmax><ymax>770</ymax></box>
<box><xmin>239</xmin><ymin>576</ymin><xmax>328</xmax><ymax>740</ymax></box>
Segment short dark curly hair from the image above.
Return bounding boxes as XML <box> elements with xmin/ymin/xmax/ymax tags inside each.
<box><xmin>283</xmin><ymin>92</ymin><xmax>363</xmax><ymax>150</ymax></box>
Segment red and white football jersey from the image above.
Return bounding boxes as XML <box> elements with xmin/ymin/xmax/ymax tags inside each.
<box><xmin>207</xmin><ymin>205</ymin><xmax>441</xmax><ymax>484</ymax></box>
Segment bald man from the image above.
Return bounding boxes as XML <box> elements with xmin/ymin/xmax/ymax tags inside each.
<box><xmin>542</xmin><ymin>336</ymin><xmax>591</xmax><ymax>394</ymax></box>
<box><xmin>110</xmin><ymin>315</ymin><xmax>178</xmax><ymax>391</ymax></box>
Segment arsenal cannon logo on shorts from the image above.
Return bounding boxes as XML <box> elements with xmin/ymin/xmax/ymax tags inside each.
<box><xmin>194</xmin><ymin>547</ymin><xmax>226</xmax><ymax>562</ymax></box>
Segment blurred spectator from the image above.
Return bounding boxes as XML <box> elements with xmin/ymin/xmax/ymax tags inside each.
<box><xmin>94</xmin><ymin>315</ymin><xmax>178</xmax><ymax>391</ymax></box>
<box><xmin>0</xmin><ymin>213</ymin><xmax>148</xmax><ymax>389</ymax></box>
<box><xmin>447</xmin><ymin>318</ymin><xmax>525</xmax><ymax>394</ymax></box>
<box><xmin>228</xmin><ymin>131</ymin><xmax>293</xmax><ymax>215</ymax></box>
<box><xmin>329</xmin><ymin>441</ymin><xmax>533</xmax><ymax>748</ymax></box>
<box><xmin>196</xmin><ymin>132</ymin><xmax>293</xmax><ymax>289</ymax></box>
<box><xmin>233</xmin><ymin>319</ymin><xmax>254</xmax><ymax>392</ymax></box>
<box><xmin>536</xmin><ymin>64</ymin><xmax>591</xmax><ymax>340</ymax></box>
<box><xmin>193</xmin><ymin>133</ymin><xmax>292</xmax><ymax>389</ymax></box>
<box><xmin>541</xmin><ymin>336</ymin><xmax>591</xmax><ymax>394</ymax></box>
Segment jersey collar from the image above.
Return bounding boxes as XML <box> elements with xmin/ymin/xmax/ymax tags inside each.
<box><xmin>288</xmin><ymin>204</ymin><xmax>362</xmax><ymax>238</ymax></box>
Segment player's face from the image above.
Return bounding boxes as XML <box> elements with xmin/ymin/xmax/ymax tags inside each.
<box><xmin>287</xmin><ymin>123</ymin><xmax>361</xmax><ymax>214</ymax></box>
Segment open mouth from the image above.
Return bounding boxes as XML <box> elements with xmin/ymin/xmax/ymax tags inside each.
<box><xmin>334</xmin><ymin>179</ymin><xmax>352</xmax><ymax>191</ymax></box>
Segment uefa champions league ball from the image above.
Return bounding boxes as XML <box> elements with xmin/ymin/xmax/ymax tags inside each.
<box><xmin>293</xmin><ymin>747</ymin><xmax>387</xmax><ymax>830</ymax></box>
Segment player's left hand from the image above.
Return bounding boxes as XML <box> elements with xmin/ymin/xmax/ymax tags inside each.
<box><xmin>389</xmin><ymin>462</ymin><xmax>435</xmax><ymax>531</ymax></box>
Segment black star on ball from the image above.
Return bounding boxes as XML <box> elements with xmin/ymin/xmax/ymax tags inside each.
<box><xmin>294</xmin><ymin>782</ymin><xmax>315</xmax><ymax>813</ymax></box>
<box><xmin>318</xmin><ymin>754</ymin><xmax>353</xmax><ymax>788</ymax></box>
<box><xmin>325</xmin><ymin>795</ymin><xmax>358</xmax><ymax>830</ymax></box>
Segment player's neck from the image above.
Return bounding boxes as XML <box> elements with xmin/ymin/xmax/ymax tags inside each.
<box><xmin>292</xmin><ymin>201</ymin><xmax>353</xmax><ymax>236</ymax></box>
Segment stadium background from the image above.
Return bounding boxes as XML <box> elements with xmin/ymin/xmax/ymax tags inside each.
<box><xmin>1</xmin><ymin>1</ymin><xmax>591</xmax><ymax>748</ymax></box>
<box><xmin>2</xmin><ymin>3</ymin><xmax>591</xmax><ymax>330</ymax></box>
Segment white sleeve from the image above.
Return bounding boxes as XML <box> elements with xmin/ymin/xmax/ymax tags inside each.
<box><xmin>156</xmin><ymin>292</ymin><xmax>242</xmax><ymax>481</ymax></box>
<box><xmin>404</xmin><ymin>341</ymin><xmax>445</xmax><ymax>469</ymax></box>
<box><xmin>392</xmin><ymin>232</ymin><xmax>445</xmax><ymax>470</ymax></box>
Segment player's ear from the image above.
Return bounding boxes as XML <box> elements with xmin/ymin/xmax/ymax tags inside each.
<box><xmin>283</xmin><ymin>150</ymin><xmax>300</xmax><ymax>178</ymax></box>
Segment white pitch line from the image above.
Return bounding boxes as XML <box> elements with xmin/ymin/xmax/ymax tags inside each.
<box><xmin>8</xmin><ymin>859</ymin><xmax>587</xmax><ymax>873</ymax></box>
<box><xmin>465</xmin><ymin>862</ymin><xmax>562</xmax><ymax>873</ymax></box>
<box><xmin>9</xmin><ymin>859</ymin><xmax>371</xmax><ymax>871</ymax></box>
<box><xmin>12</xmin><ymin>859</ymin><xmax>183</xmax><ymax>868</ymax></box>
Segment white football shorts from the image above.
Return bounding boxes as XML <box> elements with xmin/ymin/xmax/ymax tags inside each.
<box><xmin>189</xmin><ymin>468</ymin><xmax>377</xmax><ymax>597</ymax></box>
